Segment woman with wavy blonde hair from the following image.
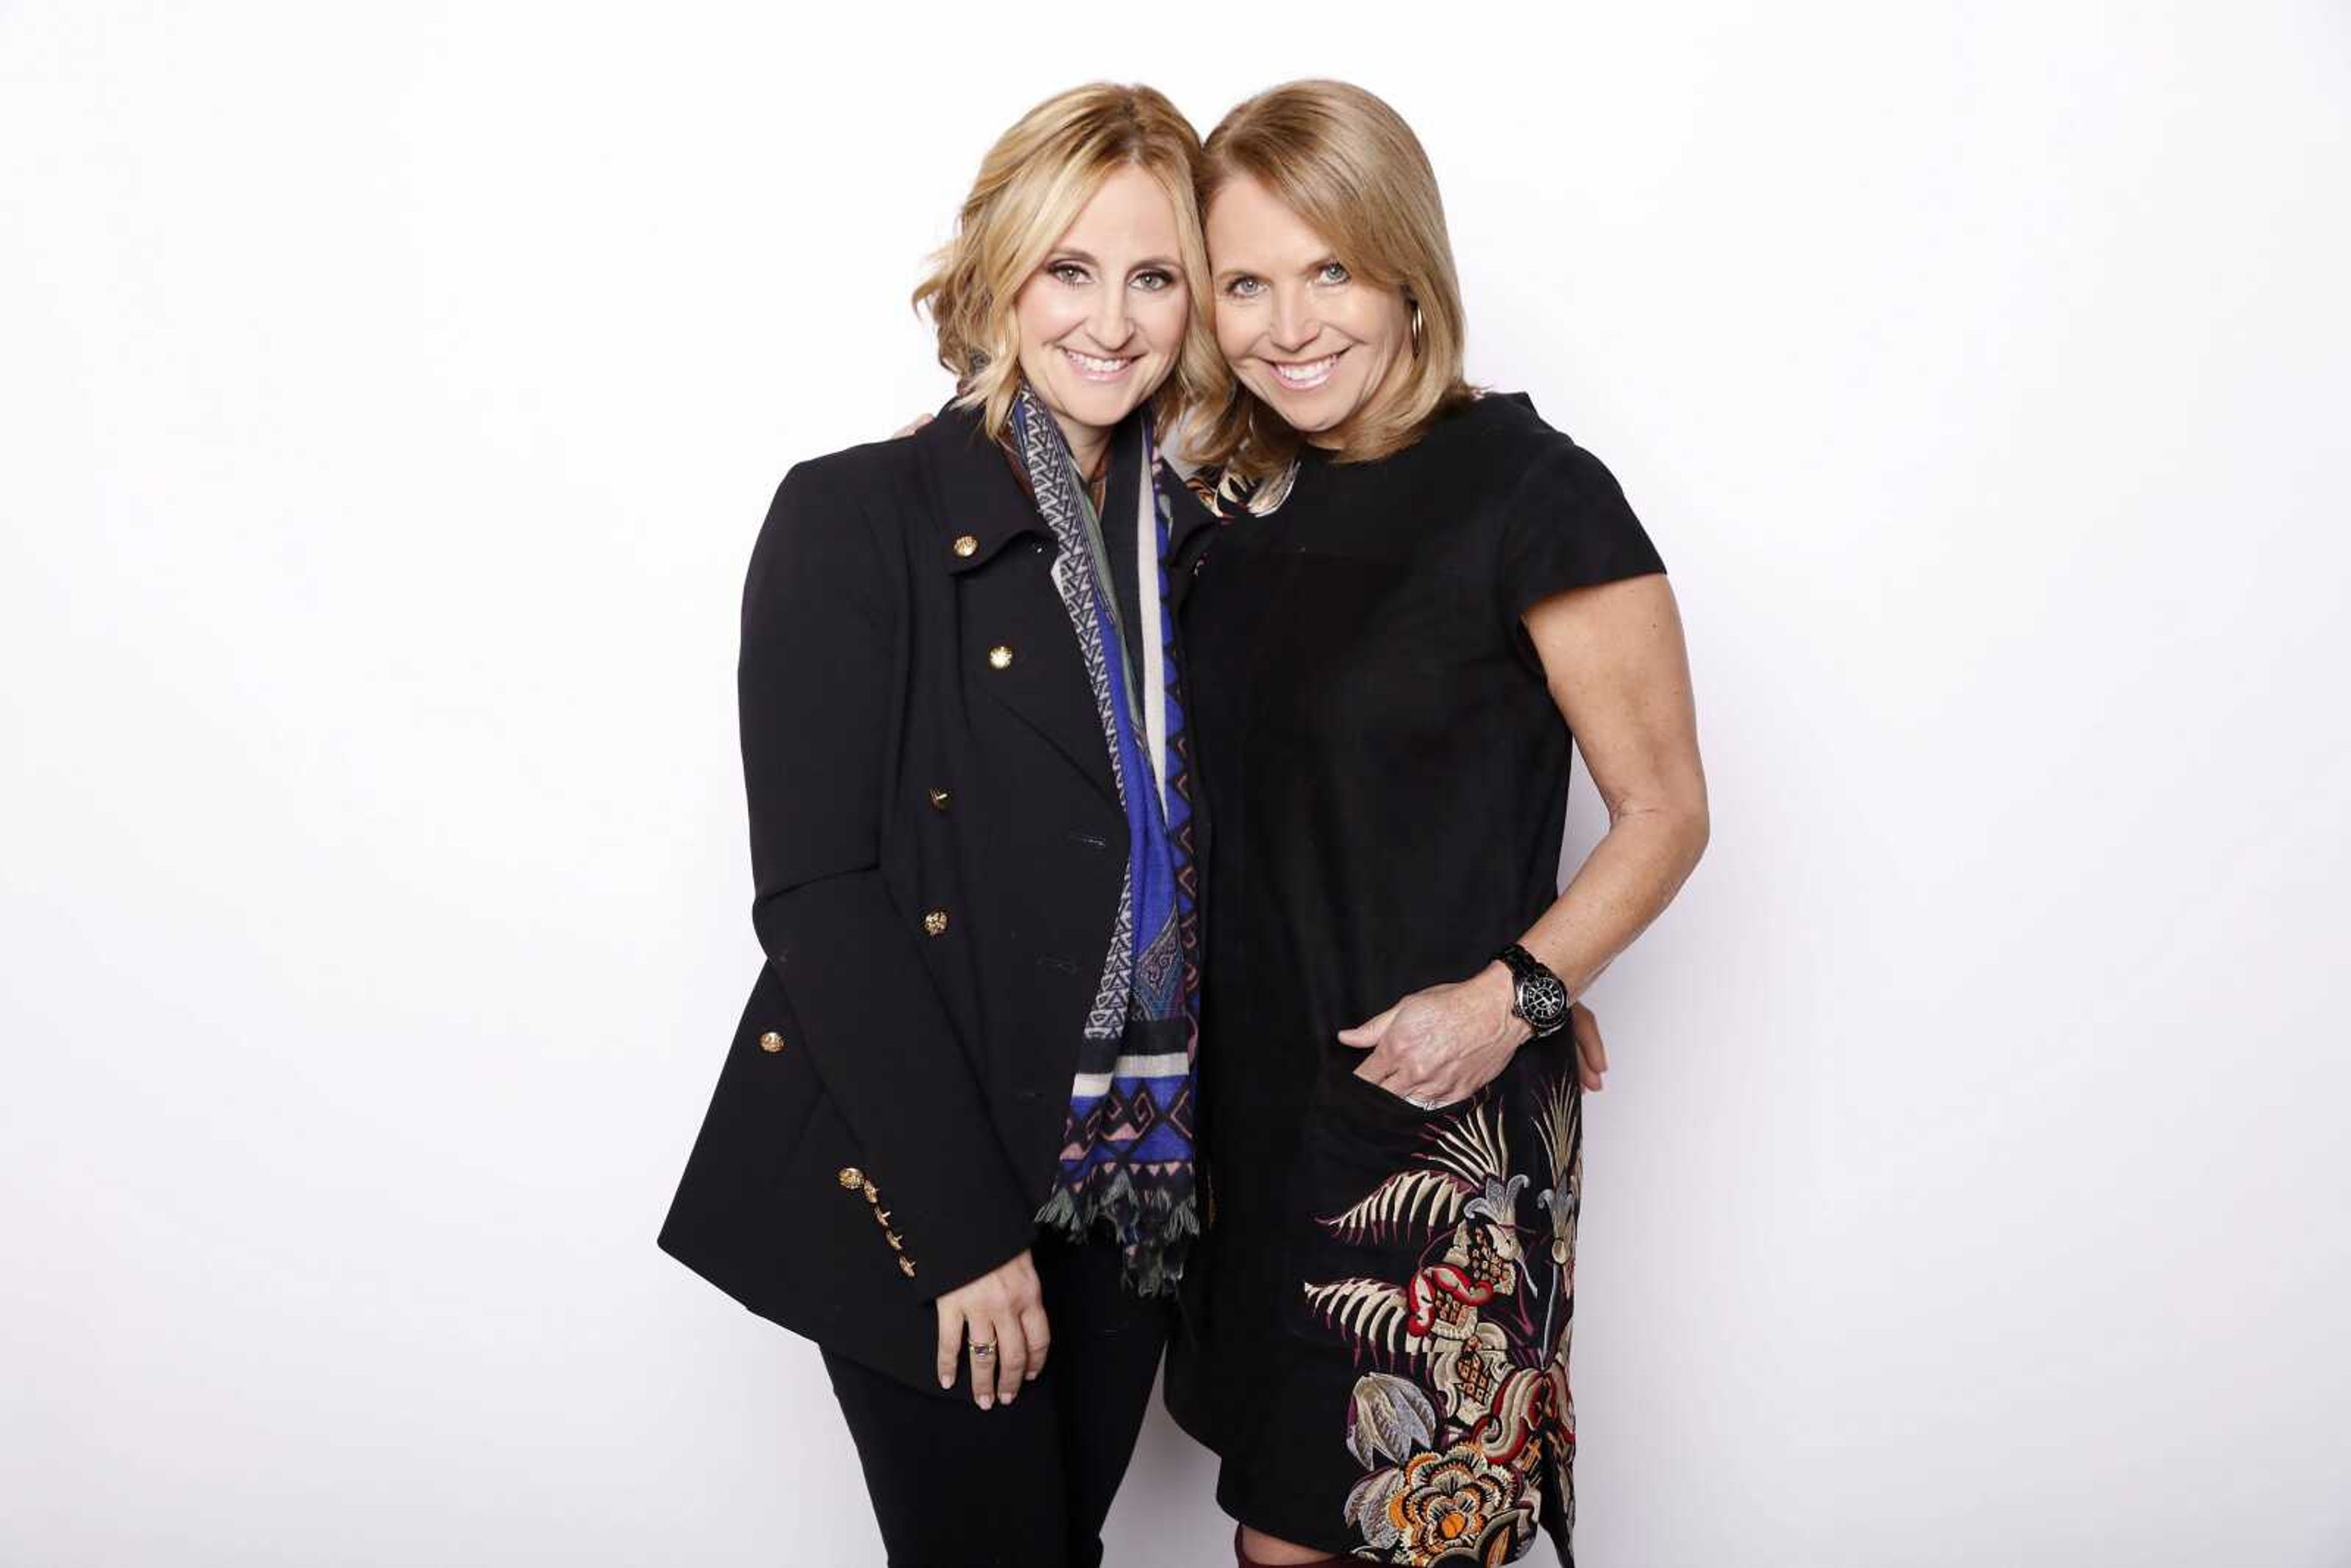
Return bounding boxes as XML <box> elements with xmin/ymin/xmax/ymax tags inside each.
<box><xmin>658</xmin><ymin>81</ymin><xmax>1226</xmax><ymax>1566</ymax></box>
<box><xmin>1162</xmin><ymin>80</ymin><xmax>1711</xmax><ymax>1568</ymax></box>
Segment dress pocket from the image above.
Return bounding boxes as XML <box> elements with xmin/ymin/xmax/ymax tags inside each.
<box><xmin>1321</xmin><ymin>1056</ymin><xmax>1464</xmax><ymax>1120</ymax></box>
<box><xmin>1281</xmin><ymin>1054</ymin><xmax>1496</xmax><ymax>1346</ymax></box>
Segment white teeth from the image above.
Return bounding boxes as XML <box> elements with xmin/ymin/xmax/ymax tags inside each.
<box><xmin>1062</xmin><ymin>348</ymin><xmax>1134</xmax><ymax>375</ymax></box>
<box><xmin>1272</xmin><ymin>353</ymin><xmax>1340</xmax><ymax>386</ymax></box>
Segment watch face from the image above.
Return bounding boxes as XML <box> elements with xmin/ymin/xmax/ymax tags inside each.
<box><xmin>1519</xmin><ymin>975</ymin><xmax>1570</xmax><ymax>1030</ymax></box>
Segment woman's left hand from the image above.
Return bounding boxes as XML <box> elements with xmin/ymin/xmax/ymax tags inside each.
<box><xmin>1340</xmin><ymin>975</ymin><xmax>1609</xmax><ymax>1107</ymax></box>
<box><xmin>1338</xmin><ymin>964</ymin><xmax>1528</xmax><ymax>1107</ymax></box>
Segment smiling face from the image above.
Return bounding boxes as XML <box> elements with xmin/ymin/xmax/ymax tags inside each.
<box><xmin>1011</xmin><ymin>162</ymin><xmax>1191</xmax><ymax>465</ymax></box>
<box><xmin>1206</xmin><ymin>171</ymin><xmax>1414</xmax><ymax>448</ymax></box>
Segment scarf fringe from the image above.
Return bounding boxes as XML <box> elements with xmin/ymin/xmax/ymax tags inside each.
<box><xmin>1035</xmin><ymin>1168</ymin><xmax>1201</xmax><ymax>1299</ymax></box>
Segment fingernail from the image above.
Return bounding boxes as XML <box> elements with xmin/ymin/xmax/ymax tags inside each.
<box><xmin>977</xmin><ymin>1395</ymin><xmax>992</xmax><ymax>1410</ymax></box>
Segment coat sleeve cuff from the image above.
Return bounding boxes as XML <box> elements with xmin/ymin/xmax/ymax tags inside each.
<box><xmin>754</xmin><ymin>869</ymin><xmax>1042</xmax><ymax>1302</ymax></box>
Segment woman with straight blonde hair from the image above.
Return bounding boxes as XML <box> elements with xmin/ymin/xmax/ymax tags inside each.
<box><xmin>657</xmin><ymin>81</ymin><xmax>1226</xmax><ymax>1566</ymax></box>
<box><xmin>1162</xmin><ymin>80</ymin><xmax>1711</xmax><ymax>1567</ymax></box>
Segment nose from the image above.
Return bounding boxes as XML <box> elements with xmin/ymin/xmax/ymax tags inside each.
<box><xmin>1268</xmin><ymin>284</ymin><xmax>1316</xmax><ymax>354</ymax></box>
<box><xmin>1090</xmin><ymin>285</ymin><xmax>1131</xmax><ymax>351</ymax></box>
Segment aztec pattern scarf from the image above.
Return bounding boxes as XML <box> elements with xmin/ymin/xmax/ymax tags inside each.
<box><xmin>1009</xmin><ymin>383</ymin><xmax>1202</xmax><ymax>1297</ymax></box>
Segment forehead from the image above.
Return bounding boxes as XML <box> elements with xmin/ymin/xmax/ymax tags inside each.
<box><xmin>1204</xmin><ymin>173</ymin><xmax>1331</xmax><ymax>265</ymax></box>
<box><xmin>1055</xmin><ymin>163</ymin><xmax>1182</xmax><ymax>251</ymax></box>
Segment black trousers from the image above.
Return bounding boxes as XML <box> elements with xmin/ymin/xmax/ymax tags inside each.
<box><xmin>820</xmin><ymin>1231</ymin><xmax>1171</xmax><ymax>1567</ymax></box>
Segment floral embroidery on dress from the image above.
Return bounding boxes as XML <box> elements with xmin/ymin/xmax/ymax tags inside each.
<box><xmin>1301</xmin><ymin>1076</ymin><xmax>1583</xmax><ymax>1565</ymax></box>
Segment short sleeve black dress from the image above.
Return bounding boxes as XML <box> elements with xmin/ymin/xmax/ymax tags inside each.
<box><xmin>1163</xmin><ymin>393</ymin><xmax>1666</xmax><ymax>1567</ymax></box>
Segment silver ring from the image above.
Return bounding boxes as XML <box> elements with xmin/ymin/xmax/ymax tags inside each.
<box><xmin>1405</xmin><ymin>1092</ymin><xmax>1441</xmax><ymax>1110</ymax></box>
<box><xmin>970</xmin><ymin>1341</ymin><xmax>997</xmax><ymax>1358</ymax></box>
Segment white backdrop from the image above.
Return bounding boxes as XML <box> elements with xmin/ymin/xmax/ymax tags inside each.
<box><xmin>6</xmin><ymin>4</ymin><xmax>2347</xmax><ymax>1564</ymax></box>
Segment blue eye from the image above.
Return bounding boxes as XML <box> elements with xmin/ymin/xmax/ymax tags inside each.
<box><xmin>1224</xmin><ymin>276</ymin><xmax>1264</xmax><ymax>299</ymax></box>
<box><xmin>1049</xmin><ymin>262</ymin><xmax>1090</xmax><ymax>286</ymax></box>
<box><xmin>1318</xmin><ymin>260</ymin><xmax>1350</xmax><ymax>285</ymax></box>
<box><xmin>1133</xmin><ymin>269</ymin><xmax>1174</xmax><ymax>293</ymax></box>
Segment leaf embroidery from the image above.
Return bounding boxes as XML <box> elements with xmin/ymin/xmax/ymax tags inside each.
<box><xmin>1321</xmin><ymin>1168</ymin><xmax>1471</xmax><ymax>1242</ymax></box>
<box><xmin>1301</xmin><ymin>1277</ymin><xmax>1422</xmax><ymax>1356</ymax></box>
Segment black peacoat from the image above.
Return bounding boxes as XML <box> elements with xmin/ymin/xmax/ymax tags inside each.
<box><xmin>658</xmin><ymin>399</ymin><xmax>1217</xmax><ymax>1400</ymax></box>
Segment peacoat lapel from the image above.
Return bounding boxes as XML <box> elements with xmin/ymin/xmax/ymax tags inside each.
<box><xmin>914</xmin><ymin>402</ymin><xmax>1122</xmax><ymax>814</ymax></box>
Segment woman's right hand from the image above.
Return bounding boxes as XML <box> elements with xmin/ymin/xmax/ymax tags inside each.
<box><xmin>934</xmin><ymin>1247</ymin><xmax>1049</xmax><ymax>1408</ymax></box>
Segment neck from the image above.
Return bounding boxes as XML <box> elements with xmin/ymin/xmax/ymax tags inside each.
<box><xmin>1052</xmin><ymin>411</ymin><xmax>1113</xmax><ymax>481</ymax></box>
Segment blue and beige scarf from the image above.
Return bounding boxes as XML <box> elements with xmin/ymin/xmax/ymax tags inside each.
<box><xmin>1008</xmin><ymin>383</ymin><xmax>1202</xmax><ymax>1296</ymax></box>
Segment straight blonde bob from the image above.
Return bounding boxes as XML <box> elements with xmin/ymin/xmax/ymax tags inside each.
<box><xmin>1193</xmin><ymin>80</ymin><xmax>1476</xmax><ymax>482</ymax></box>
<box><xmin>913</xmin><ymin>83</ymin><xmax>1221</xmax><ymax>445</ymax></box>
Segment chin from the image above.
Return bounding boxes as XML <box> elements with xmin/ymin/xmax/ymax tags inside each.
<box><xmin>1059</xmin><ymin>384</ymin><xmax>1144</xmax><ymax>428</ymax></box>
<box><xmin>1051</xmin><ymin>361</ymin><xmax>1162</xmax><ymax>425</ymax></box>
<box><xmin>1251</xmin><ymin>378</ymin><xmax>1349</xmax><ymax>434</ymax></box>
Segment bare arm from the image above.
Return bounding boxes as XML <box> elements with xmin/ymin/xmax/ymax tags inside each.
<box><xmin>1342</xmin><ymin>572</ymin><xmax>1708</xmax><ymax>1103</ymax></box>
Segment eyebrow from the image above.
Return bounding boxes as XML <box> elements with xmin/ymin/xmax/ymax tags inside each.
<box><xmin>1049</xmin><ymin>249</ymin><xmax>1181</xmax><ymax>274</ymax></box>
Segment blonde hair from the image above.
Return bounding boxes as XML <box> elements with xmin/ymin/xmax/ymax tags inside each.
<box><xmin>1194</xmin><ymin>80</ymin><xmax>1476</xmax><ymax>481</ymax></box>
<box><xmin>913</xmin><ymin>83</ymin><xmax>1221</xmax><ymax>443</ymax></box>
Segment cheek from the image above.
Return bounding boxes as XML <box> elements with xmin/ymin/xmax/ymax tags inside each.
<box><xmin>1140</xmin><ymin>291</ymin><xmax>1191</xmax><ymax>353</ymax></box>
<box><xmin>1213</xmin><ymin>311</ymin><xmax>1254</xmax><ymax>362</ymax></box>
<box><xmin>1351</xmin><ymin>300</ymin><xmax>1411</xmax><ymax>364</ymax></box>
<box><xmin>1014</xmin><ymin>287</ymin><xmax>1081</xmax><ymax>353</ymax></box>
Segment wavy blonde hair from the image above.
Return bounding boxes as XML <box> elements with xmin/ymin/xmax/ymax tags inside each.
<box><xmin>1193</xmin><ymin>80</ymin><xmax>1476</xmax><ymax>482</ymax></box>
<box><xmin>912</xmin><ymin>83</ymin><xmax>1221</xmax><ymax>443</ymax></box>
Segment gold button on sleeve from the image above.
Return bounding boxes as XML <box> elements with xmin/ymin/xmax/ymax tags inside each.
<box><xmin>987</xmin><ymin>644</ymin><xmax>1014</xmax><ymax>670</ymax></box>
<box><xmin>757</xmin><ymin>1030</ymin><xmax>784</xmax><ymax>1053</ymax></box>
<box><xmin>836</xmin><ymin>1166</ymin><xmax>864</xmax><ymax>1189</ymax></box>
<box><xmin>923</xmin><ymin>909</ymin><xmax>950</xmax><ymax>936</ymax></box>
<box><xmin>952</xmin><ymin>534</ymin><xmax>979</xmax><ymax>558</ymax></box>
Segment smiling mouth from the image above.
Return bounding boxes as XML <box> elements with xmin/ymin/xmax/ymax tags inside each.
<box><xmin>1060</xmin><ymin>346</ymin><xmax>1139</xmax><ymax>381</ymax></box>
<box><xmin>1267</xmin><ymin>350</ymin><xmax>1344</xmax><ymax>390</ymax></box>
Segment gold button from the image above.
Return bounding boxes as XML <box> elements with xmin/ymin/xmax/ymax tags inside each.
<box><xmin>988</xmin><ymin>644</ymin><xmax>1014</xmax><ymax>670</ymax></box>
<box><xmin>758</xmin><ymin>1030</ymin><xmax>784</xmax><ymax>1053</ymax></box>
<box><xmin>952</xmin><ymin>534</ymin><xmax>979</xmax><ymax>558</ymax></box>
<box><xmin>898</xmin><ymin>1256</ymin><xmax>918</xmax><ymax>1277</ymax></box>
<box><xmin>927</xmin><ymin>787</ymin><xmax>950</xmax><ymax>811</ymax></box>
<box><xmin>836</xmin><ymin>1166</ymin><xmax>864</xmax><ymax>1189</ymax></box>
<box><xmin>923</xmin><ymin>909</ymin><xmax>950</xmax><ymax>936</ymax></box>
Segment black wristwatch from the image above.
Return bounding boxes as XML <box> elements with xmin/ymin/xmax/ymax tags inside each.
<box><xmin>1493</xmin><ymin>943</ymin><xmax>1572</xmax><ymax>1038</ymax></box>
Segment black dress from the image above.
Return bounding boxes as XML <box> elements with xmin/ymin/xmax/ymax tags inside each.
<box><xmin>1163</xmin><ymin>393</ymin><xmax>1666</xmax><ymax>1566</ymax></box>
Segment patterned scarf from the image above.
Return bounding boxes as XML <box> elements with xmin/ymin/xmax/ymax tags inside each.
<box><xmin>1010</xmin><ymin>384</ymin><xmax>1202</xmax><ymax>1297</ymax></box>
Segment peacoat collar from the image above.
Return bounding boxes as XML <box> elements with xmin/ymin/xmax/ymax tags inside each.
<box><xmin>909</xmin><ymin>394</ymin><xmax>1220</xmax><ymax>613</ymax></box>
